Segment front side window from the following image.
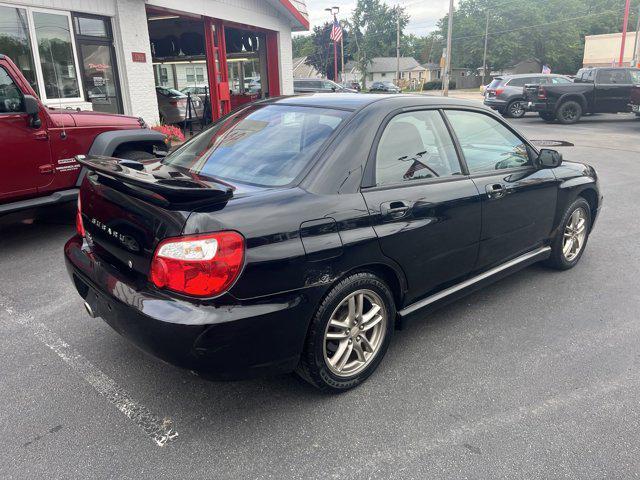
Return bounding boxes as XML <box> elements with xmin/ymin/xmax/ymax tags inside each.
<box><xmin>446</xmin><ymin>110</ymin><xmax>530</xmax><ymax>173</ymax></box>
<box><xmin>0</xmin><ymin>6</ymin><xmax>38</xmax><ymax>95</ymax></box>
<box><xmin>0</xmin><ymin>67</ymin><xmax>24</xmax><ymax>113</ymax></box>
<box><xmin>33</xmin><ymin>11</ymin><xmax>80</xmax><ymax>99</ymax></box>
<box><xmin>163</xmin><ymin>105</ymin><xmax>349</xmax><ymax>187</ymax></box>
<box><xmin>375</xmin><ymin>110</ymin><xmax>461</xmax><ymax>186</ymax></box>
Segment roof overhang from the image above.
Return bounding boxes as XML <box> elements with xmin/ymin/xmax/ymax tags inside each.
<box><xmin>267</xmin><ymin>0</ymin><xmax>310</xmax><ymax>31</ymax></box>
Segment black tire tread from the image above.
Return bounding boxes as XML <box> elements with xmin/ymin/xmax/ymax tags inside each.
<box><xmin>296</xmin><ymin>272</ymin><xmax>395</xmax><ymax>392</ymax></box>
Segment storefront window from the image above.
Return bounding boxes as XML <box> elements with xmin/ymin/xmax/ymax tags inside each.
<box><xmin>33</xmin><ymin>11</ymin><xmax>80</xmax><ymax>99</ymax></box>
<box><xmin>0</xmin><ymin>6</ymin><xmax>39</xmax><ymax>95</ymax></box>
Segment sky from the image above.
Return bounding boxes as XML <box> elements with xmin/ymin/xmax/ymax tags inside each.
<box><xmin>300</xmin><ymin>0</ymin><xmax>457</xmax><ymax>36</ymax></box>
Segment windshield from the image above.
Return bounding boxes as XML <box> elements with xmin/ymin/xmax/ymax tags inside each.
<box><xmin>162</xmin><ymin>105</ymin><xmax>350</xmax><ymax>187</ymax></box>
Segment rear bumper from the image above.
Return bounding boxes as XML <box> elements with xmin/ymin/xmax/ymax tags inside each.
<box><xmin>64</xmin><ymin>235</ymin><xmax>317</xmax><ymax>379</ymax></box>
<box><xmin>483</xmin><ymin>98</ymin><xmax>507</xmax><ymax>110</ymax></box>
<box><xmin>526</xmin><ymin>101</ymin><xmax>551</xmax><ymax>112</ymax></box>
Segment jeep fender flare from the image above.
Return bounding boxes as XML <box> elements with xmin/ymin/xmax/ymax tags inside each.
<box><xmin>76</xmin><ymin>129</ymin><xmax>166</xmax><ymax>186</ymax></box>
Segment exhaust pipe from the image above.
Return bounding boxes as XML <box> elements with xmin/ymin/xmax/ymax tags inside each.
<box><xmin>84</xmin><ymin>301</ymin><xmax>96</xmax><ymax>318</ymax></box>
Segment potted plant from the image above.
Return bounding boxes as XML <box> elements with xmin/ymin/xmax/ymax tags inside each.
<box><xmin>151</xmin><ymin>124</ymin><xmax>185</xmax><ymax>149</ymax></box>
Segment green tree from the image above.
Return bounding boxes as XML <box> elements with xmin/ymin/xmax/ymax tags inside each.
<box><xmin>349</xmin><ymin>0</ymin><xmax>409</xmax><ymax>85</ymax></box>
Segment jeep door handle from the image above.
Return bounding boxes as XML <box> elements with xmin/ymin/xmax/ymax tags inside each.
<box><xmin>486</xmin><ymin>183</ymin><xmax>506</xmax><ymax>199</ymax></box>
<box><xmin>380</xmin><ymin>201</ymin><xmax>410</xmax><ymax>218</ymax></box>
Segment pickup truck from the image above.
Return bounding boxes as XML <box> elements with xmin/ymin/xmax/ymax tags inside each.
<box><xmin>630</xmin><ymin>83</ymin><xmax>640</xmax><ymax>115</ymax></box>
<box><xmin>0</xmin><ymin>54</ymin><xmax>166</xmax><ymax>215</ymax></box>
<box><xmin>524</xmin><ymin>67</ymin><xmax>640</xmax><ymax>124</ymax></box>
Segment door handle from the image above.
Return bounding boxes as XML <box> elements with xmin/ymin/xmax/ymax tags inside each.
<box><xmin>33</xmin><ymin>131</ymin><xmax>49</xmax><ymax>141</ymax></box>
<box><xmin>485</xmin><ymin>183</ymin><xmax>506</xmax><ymax>199</ymax></box>
<box><xmin>39</xmin><ymin>164</ymin><xmax>54</xmax><ymax>174</ymax></box>
<box><xmin>380</xmin><ymin>200</ymin><xmax>410</xmax><ymax>218</ymax></box>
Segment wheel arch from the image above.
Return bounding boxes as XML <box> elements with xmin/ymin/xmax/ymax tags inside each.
<box><xmin>555</xmin><ymin>94</ymin><xmax>587</xmax><ymax>112</ymax></box>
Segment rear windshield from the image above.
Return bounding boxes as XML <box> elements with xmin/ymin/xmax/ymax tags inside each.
<box><xmin>488</xmin><ymin>78</ymin><xmax>503</xmax><ymax>88</ymax></box>
<box><xmin>162</xmin><ymin>105</ymin><xmax>350</xmax><ymax>187</ymax></box>
<box><xmin>157</xmin><ymin>87</ymin><xmax>184</xmax><ymax>97</ymax></box>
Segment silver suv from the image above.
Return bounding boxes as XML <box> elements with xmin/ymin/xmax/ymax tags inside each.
<box><xmin>484</xmin><ymin>74</ymin><xmax>573</xmax><ymax>118</ymax></box>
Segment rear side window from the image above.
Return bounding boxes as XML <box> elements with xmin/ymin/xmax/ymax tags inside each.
<box><xmin>507</xmin><ymin>78</ymin><xmax>530</xmax><ymax>87</ymax></box>
<box><xmin>375</xmin><ymin>110</ymin><xmax>461</xmax><ymax>186</ymax></box>
<box><xmin>445</xmin><ymin>110</ymin><xmax>531</xmax><ymax>173</ymax></box>
<box><xmin>0</xmin><ymin>67</ymin><xmax>24</xmax><ymax>113</ymax></box>
<box><xmin>163</xmin><ymin>105</ymin><xmax>349</xmax><ymax>187</ymax></box>
<box><xmin>630</xmin><ymin>70</ymin><xmax>640</xmax><ymax>84</ymax></box>
<box><xmin>597</xmin><ymin>69</ymin><xmax>628</xmax><ymax>84</ymax></box>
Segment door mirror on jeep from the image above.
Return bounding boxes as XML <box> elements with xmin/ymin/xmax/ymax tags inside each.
<box><xmin>536</xmin><ymin>148</ymin><xmax>563</xmax><ymax>168</ymax></box>
<box><xmin>23</xmin><ymin>95</ymin><xmax>42</xmax><ymax>128</ymax></box>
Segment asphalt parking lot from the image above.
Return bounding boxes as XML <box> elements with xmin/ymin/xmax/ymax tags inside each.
<box><xmin>1</xmin><ymin>112</ymin><xmax>639</xmax><ymax>479</ymax></box>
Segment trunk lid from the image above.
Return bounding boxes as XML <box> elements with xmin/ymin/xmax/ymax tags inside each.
<box><xmin>523</xmin><ymin>84</ymin><xmax>540</xmax><ymax>101</ymax></box>
<box><xmin>78</xmin><ymin>155</ymin><xmax>236</xmax><ymax>277</ymax></box>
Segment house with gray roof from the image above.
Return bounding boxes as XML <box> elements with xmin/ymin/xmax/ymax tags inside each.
<box><xmin>344</xmin><ymin>57</ymin><xmax>426</xmax><ymax>89</ymax></box>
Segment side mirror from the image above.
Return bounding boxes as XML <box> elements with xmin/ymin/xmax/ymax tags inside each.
<box><xmin>331</xmin><ymin>86</ymin><xmax>336</xmax><ymax>92</ymax></box>
<box><xmin>23</xmin><ymin>95</ymin><xmax>42</xmax><ymax>128</ymax></box>
<box><xmin>537</xmin><ymin>148</ymin><xmax>562</xmax><ymax>168</ymax></box>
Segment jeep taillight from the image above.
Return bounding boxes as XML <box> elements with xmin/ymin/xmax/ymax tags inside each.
<box><xmin>76</xmin><ymin>196</ymin><xmax>85</xmax><ymax>237</ymax></box>
<box><xmin>149</xmin><ymin>231</ymin><xmax>244</xmax><ymax>297</ymax></box>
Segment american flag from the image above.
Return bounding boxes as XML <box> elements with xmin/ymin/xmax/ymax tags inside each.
<box><xmin>542</xmin><ymin>64</ymin><xmax>551</xmax><ymax>74</ymax></box>
<box><xmin>330</xmin><ymin>17</ymin><xmax>343</xmax><ymax>42</ymax></box>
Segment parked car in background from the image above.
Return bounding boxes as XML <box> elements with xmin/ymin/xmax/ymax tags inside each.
<box><xmin>369</xmin><ymin>81</ymin><xmax>401</xmax><ymax>93</ymax></box>
<box><xmin>0</xmin><ymin>54</ymin><xmax>164</xmax><ymax>216</ymax></box>
<box><xmin>180</xmin><ymin>84</ymin><xmax>210</xmax><ymax>104</ymax></box>
<box><xmin>294</xmin><ymin>78</ymin><xmax>356</xmax><ymax>93</ymax></box>
<box><xmin>629</xmin><ymin>80</ymin><xmax>640</xmax><ymax>117</ymax></box>
<box><xmin>341</xmin><ymin>81</ymin><xmax>361</xmax><ymax>92</ymax></box>
<box><xmin>66</xmin><ymin>93</ymin><xmax>600</xmax><ymax>392</ymax></box>
<box><xmin>484</xmin><ymin>74</ymin><xmax>573</xmax><ymax>118</ymax></box>
<box><xmin>525</xmin><ymin>67</ymin><xmax>640</xmax><ymax>124</ymax></box>
<box><xmin>156</xmin><ymin>86</ymin><xmax>204</xmax><ymax>124</ymax></box>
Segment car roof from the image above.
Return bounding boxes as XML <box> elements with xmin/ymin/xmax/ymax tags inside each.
<box><xmin>263</xmin><ymin>93</ymin><xmax>482</xmax><ymax>112</ymax></box>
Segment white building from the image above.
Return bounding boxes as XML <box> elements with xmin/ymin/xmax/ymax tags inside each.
<box><xmin>584</xmin><ymin>31</ymin><xmax>640</xmax><ymax>67</ymax></box>
<box><xmin>344</xmin><ymin>57</ymin><xmax>426</xmax><ymax>89</ymax></box>
<box><xmin>0</xmin><ymin>0</ymin><xmax>309</xmax><ymax>124</ymax></box>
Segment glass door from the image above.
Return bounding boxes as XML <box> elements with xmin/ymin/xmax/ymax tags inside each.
<box><xmin>73</xmin><ymin>14</ymin><xmax>123</xmax><ymax>114</ymax></box>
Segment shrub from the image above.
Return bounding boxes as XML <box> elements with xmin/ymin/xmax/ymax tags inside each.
<box><xmin>152</xmin><ymin>124</ymin><xmax>185</xmax><ymax>144</ymax></box>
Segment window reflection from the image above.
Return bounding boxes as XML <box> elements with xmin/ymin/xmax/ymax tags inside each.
<box><xmin>0</xmin><ymin>6</ymin><xmax>39</xmax><ymax>95</ymax></box>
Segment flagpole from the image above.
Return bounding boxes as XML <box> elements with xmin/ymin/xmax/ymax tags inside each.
<box><xmin>340</xmin><ymin>35</ymin><xmax>344</xmax><ymax>83</ymax></box>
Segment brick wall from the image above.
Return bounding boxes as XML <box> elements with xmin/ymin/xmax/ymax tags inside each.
<box><xmin>112</xmin><ymin>0</ymin><xmax>159</xmax><ymax>124</ymax></box>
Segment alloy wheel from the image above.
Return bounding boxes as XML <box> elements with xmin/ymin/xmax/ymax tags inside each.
<box><xmin>562</xmin><ymin>105</ymin><xmax>578</xmax><ymax>122</ymax></box>
<box><xmin>563</xmin><ymin>207</ymin><xmax>588</xmax><ymax>261</ymax></box>
<box><xmin>323</xmin><ymin>289</ymin><xmax>387</xmax><ymax>377</ymax></box>
<box><xmin>509</xmin><ymin>101</ymin><xmax>525</xmax><ymax>117</ymax></box>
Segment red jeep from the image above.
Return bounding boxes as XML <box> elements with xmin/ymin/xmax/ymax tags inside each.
<box><xmin>0</xmin><ymin>54</ymin><xmax>165</xmax><ymax>215</ymax></box>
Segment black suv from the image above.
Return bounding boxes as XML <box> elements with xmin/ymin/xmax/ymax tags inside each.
<box><xmin>65</xmin><ymin>94</ymin><xmax>601</xmax><ymax>392</ymax></box>
<box><xmin>484</xmin><ymin>74</ymin><xmax>573</xmax><ymax>118</ymax></box>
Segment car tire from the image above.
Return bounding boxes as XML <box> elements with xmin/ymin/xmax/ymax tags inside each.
<box><xmin>545</xmin><ymin>197</ymin><xmax>591</xmax><ymax>270</ymax></box>
<box><xmin>556</xmin><ymin>100</ymin><xmax>582</xmax><ymax>124</ymax></box>
<box><xmin>296</xmin><ymin>272</ymin><xmax>395</xmax><ymax>392</ymax></box>
<box><xmin>115</xmin><ymin>150</ymin><xmax>156</xmax><ymax>161</ymax></box>
<box><xmin>506</xmin><ymin>100</ymin><xmax>526</xmax><ymax>118</ymax></box>
<box><xmin>538</xmin><ymin>112</ymin><xmax>556</xmax><ymax>122</ymax></box>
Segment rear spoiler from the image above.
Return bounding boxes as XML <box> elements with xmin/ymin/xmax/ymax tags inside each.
<box><xmin>76</xmin><ymin>155</ymin><xmax>234</xmax><ymax>206</ymax></box>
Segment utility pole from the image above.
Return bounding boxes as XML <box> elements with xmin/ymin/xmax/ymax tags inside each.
<box><xmin>396</xmin><ymin>5</ymin><xmax>401</xmax><ymax>86</ymax></box>
<box><xmin>443</xmin><ymin>0</ymin><xmax>454</xmax><ymax>96</ymax></box>
<box><xmin>619</xmin><ymin>0</ymin><xmax>631</xmax><ymax>66</ymax></box>
<box><xmin>632</xmin><ymin>4</ymin><xmax>640</xmax><ymax>67</ymax></box>
<box><xmin>482</xmin><ymin>7</ymin><xmax>490</xmax><ymax>86</ymax></box>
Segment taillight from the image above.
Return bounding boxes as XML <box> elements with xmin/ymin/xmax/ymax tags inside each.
<box><xmin>495</xmin><ymin>88</ymin><xmax>504</xmax><ymax>95</ymax></box>
<box><xmin>149</xmin><ymin>231</ymin><xmax>245</xmax><ymax>297</ymax></box>
<box><xmin>76</xmin><ymin>196</ymin><xmax>85</xmax><ymax>237</ymax></box>
<box><xmin>538</xmin><ymin>87</ymin><xmax>547</xmax><ymax>100</ymax></box>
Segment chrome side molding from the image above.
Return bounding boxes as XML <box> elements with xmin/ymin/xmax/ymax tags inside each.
<box><xmin>398</xmin><ymin>246</ymin><xmax>551</xmax><ymax>317</ymax></box>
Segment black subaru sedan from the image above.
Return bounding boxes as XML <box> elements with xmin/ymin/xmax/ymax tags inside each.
<box><xmin>65</xmin><ymin>94</ymin><xmax>601</xmax><ymax>392</ymax></box>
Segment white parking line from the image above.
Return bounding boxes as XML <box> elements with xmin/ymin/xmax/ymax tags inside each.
<box><xmin>2</xmin><ymin>302</ymin><xmax>178</xmax><ymax>447</ymax></box>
